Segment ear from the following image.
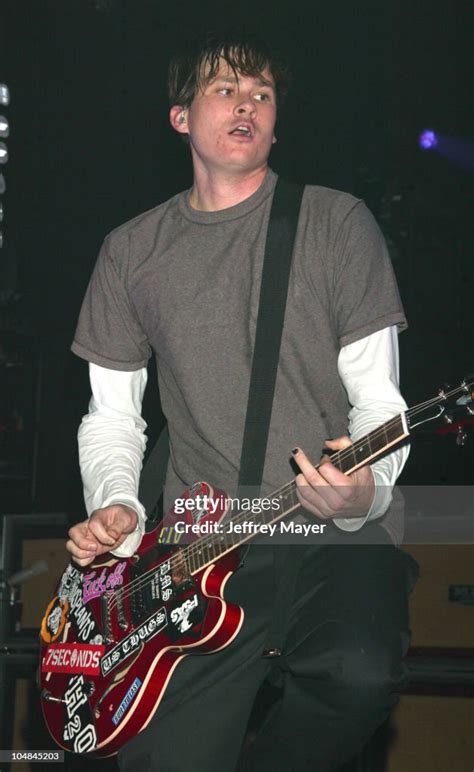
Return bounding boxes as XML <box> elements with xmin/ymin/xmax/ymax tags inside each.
<box><xmin>170</xmin><ymin>105</ymin><xmax>189</xmax><ymax>135</ymax></box>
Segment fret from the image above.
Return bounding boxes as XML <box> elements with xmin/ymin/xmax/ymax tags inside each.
<box><xmin>220</xmin><ymin>535</ymin><xmax>230</xmax><ymax>557</ymax></box>
<box><xmin>287</xmin><ymin>485</ymin><xmax>299</xmax><ymax>510</ymax></box>
<box><xmin>338</xmin><ymin>446</ymin><xmax>358</xmax><ymax>474</ymax></box>
<box><xmin>369</xmin><ymin>425</ymin><xmax>389</xmax><ymax>454</ymax></box>
<box><xmin>195</xmin><ymin>542</ymin><xmax>204</xmax><ymax>570</ymax></box>
<box><xmin>232</xmin><ymin>523</ymin><xmax>243</xmax><ymax>546</ymax></box>
<box><xmin>206</xmin><ymin>537</ymin><xmax>217</xmax><ymax>562</ymax></box>
<box><xmin>187</xmin><ymin>548</ymin><xmax>196</xmax><ymax>575</ymax></box>
<box><xmin>329</xmin><ymin>452</ymin><xmax>343</xmax><ymax>473</ymax></box>
<box><xmin>335</xmin><ymin>415</ymin><xmax>407</xmax><ymax>474</ymax></box>
<box><xmin>386</xmin><ymin>416</ymin><xmax>405</xmax><ymax>443</ymax></box>
<box><xmin>226</xmin><ymin>521</ymin><xmax>237</xmax><ymax>549</ymax></box>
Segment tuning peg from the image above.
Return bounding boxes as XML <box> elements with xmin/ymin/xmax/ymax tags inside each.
<box><xmin>438</xmin><ymin>384</ymin><xmax>451</xmax><ymax>400</ymax></box>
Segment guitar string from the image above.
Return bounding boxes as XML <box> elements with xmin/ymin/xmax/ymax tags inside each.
<box><xmin>107</xmin><ymin>384</ymin><xmax>469</xmax><ymax>609</ymax></box>
<box><xmin>106</xmin><ymin>401</ymin><xmax>445</xmax><ymax>611</ymax></box>
<box><xmin>107</xmin><ymin>408</ymin><xmax>404</xmax><ymax>610</ymax></box>
<box><xmin>106</xmin><ymin>384</ymin><xmax>470</xmax><ymax>610</ymax></box>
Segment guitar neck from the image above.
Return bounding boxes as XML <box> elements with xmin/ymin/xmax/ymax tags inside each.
<box><xmin>185</xmin><ymin>412</ymin><xmax>410</xmax><ymax>574</ymax></box>
<box><xmin>328</xmin><ymin>411</ymin><xmax>410</xmax><ymax>474</ymax></box>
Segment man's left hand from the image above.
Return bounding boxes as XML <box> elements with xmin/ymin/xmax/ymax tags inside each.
<box><xmin>294</xmin><ymin>436</ymin><xmax>375</xmax><ymax>519</ymax></box>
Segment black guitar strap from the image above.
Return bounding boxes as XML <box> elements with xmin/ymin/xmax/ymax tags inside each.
<box><xmin>238</xmin><ymin>178</ymin><xmax>305</xmax><ymax>491</ymax></box>
<box><xmin>139</xmin><ymin>177</ymin><xmax>305</xmax><ymax>521</ymax></box>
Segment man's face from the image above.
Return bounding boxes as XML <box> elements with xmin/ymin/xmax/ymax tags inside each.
<box><xmin>172</xmin><ymin>60</ymin><xmax>277</xmax><ymax>175</ymax></box>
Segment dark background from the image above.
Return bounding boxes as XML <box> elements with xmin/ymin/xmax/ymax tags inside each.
<box><xmin>0</xmin><ymin>0</ymin><xmax>472</xmax><ymax>514</ymax></box>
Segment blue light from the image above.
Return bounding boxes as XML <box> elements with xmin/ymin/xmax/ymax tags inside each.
<box><xmin>419</xmin><ymin>130</ymin><xmax>438</xmax><ymax>150</ymax></box>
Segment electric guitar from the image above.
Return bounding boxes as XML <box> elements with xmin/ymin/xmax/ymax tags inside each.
<box><xmin>39</xmin><ymin>378</ymin><xmax>474</xmax><ymax>756</ymax></box>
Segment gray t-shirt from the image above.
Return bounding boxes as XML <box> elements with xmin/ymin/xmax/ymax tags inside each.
<box><xmin>72</xmin><ymin>169</ymin><xmax>406</xmax><ymax>512</ymax></box>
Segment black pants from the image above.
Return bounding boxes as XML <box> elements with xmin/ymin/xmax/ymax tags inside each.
<box><xmin>118</xmin><ymin>524</ymin><xmax>418</xmax><ymax>772</ymax></box>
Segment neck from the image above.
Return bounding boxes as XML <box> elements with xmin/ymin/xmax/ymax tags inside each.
<box><xmin>188</xmin><ymin>163</ymin><xmax>269</xmax><ymax>212</ymax></box>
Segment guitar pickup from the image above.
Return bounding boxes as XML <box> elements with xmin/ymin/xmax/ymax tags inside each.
<box><xmin>100</xmin><ymin>592</ymin><xmax>114</xmax><ymax>644</ymax></box>
<box><xmin>115</xmin><ymin>587</ymin><xmax>128</xmax><ymax>630</ymax></box>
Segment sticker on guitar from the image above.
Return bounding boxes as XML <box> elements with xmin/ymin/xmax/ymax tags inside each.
<box><xmin>42</xmin><ymin>643</ymin><xmax>105</xmax><ymax>675</ymax></box>
<box><xmin>41</xmin><ymin>563</ymin><xmax>102</xmax><ymax>645</ymax></box>
<box><xmin>101</xmin><ymin>607</ymin><xmax>168</xmax><ymax>676</ymax></box>
<box><xmin>150</xmin><ymin>560</ymin><xmax>174</xmax><ymax>602</ymax></box>
<box><xmin>82</xmin><ymin>562</ymin><xmax>126</xmax><ymax>604</ymax></box>
<box><xmin>170</xmin><ymin>594</ymin><xmax>199</xmax><ymax>634</ymax></box>
<box><xmin>112</xmin><ymin>677</ymin><xmax>142</xmax><ymax>726</ymax></box>
<box><xmin>63</xmin><ymin>674</ymin><xmax>97</xmax><ymax>753</ymax></box>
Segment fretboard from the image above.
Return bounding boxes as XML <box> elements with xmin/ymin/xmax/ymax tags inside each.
<box><xmin>182</xmin><ymin>411</ymin><xmax>410</xmax><ymax>575</ymax></box>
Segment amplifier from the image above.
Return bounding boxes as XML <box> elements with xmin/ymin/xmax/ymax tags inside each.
<box><xmin>386</xmin><ymin>693</ymin><xmax>474</xmax><ymax>772</ymax></box>
<box><xmin>1</xmin><ymin>513</ymin><xmax>75</xmax><ymax>649</ymax></box>
<box><xmin>403</xmin><ymin>544</ymin><xmax>474</xmax><ymax>650</ymax></box>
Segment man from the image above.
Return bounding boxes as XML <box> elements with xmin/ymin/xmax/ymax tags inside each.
<box><xmin>67</xmin><ymin>31</ymin><xmax>417</xmax><ymax>771</ymax></box>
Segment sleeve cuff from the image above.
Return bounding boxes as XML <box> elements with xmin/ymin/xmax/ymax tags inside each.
<box><xmin>97</xmin><ymin>495</ymin><xmax>147</xmax><ymax>558</ymax></box>
<box><xmin>332</xmin><ymin>467</ymin><xmax>392</xmax><ymax>533</ymax></box>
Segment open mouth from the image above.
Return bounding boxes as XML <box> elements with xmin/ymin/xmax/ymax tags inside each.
<box><xmin>229</xmin><ymin>125</ymin><xmax>253</xmax><ymax>138</ymax></box>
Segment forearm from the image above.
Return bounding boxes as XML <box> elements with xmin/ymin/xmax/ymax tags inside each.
<box><xmin>78</xmin><ymin>364</ymin><xmax>149</xmax><ymax>555</ymax></box>
<box><xmin>333</xmin><ymin>325</ymin><xmax>409</xmax><ymax>531</ymax></box>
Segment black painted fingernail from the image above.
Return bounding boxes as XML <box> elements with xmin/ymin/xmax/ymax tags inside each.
<box><xmin>291</xmin><ymin>448</ymin><xmax>299</xmax><ymax>455</ymax></box>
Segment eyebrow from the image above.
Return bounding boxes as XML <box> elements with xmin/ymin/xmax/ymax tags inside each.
<box><xmin>212</xmin><ymin>75</ymin><xmax>275</xmax><ymax>89</ymax></box>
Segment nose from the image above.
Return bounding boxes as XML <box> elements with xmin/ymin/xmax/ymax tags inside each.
<box><xmin>234</xmin><ymin>94</ymin><xmax>257</xmax><ymax>117</ymax></box>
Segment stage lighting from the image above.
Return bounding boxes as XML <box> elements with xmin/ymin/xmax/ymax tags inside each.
<box><xmin>0</xmin><ymin>84</ymin><xmax>10</xmax><ymax>106</ymax></box>
<box><xmin>0</xmin><ymin>86</ymin><xmax>8</xmax><ymax>247</ymax></box>
<box><xmin>419</xmin><ymin>130</ymin><xmax>438</xmax><ymax>150</ymax></box>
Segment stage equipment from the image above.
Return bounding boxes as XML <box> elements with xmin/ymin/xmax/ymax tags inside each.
<box><xmin>0</xmin><ymin>513</ymin><xmax>77</xmax><ymax>650</ymax></box>
<box><xmin>0</xmin><ymin>83</ymin><xmax>8</xmax><ymax>249</ymax></box>
<box><xmin>0</xmin><ymin>84</ymin><xmax>9</xmax><ymax>106</ymax></box>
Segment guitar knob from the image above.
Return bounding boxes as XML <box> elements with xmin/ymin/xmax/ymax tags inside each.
<box><xmin>41</xmin><ymin>689</ymin><xmax>66</xmax><ymax>704</ymax></box>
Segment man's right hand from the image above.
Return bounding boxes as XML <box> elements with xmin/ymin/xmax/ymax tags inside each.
<box><xmin>66</xmin><ymin>504</ymin><xmax>139</xmax><ymax>567</ymax></box>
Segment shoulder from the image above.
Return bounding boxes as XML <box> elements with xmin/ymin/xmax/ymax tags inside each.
<box><xmin>299</xmin><ymin>184</ymin><xmax>382</xmax><ymax>244</ymax></box>
<box><xmin>301</xmin><ymin>184</ymin><xmax>362</xmax><ymax>221</ymax></box>
<box><xmin>102</xmin><ymin>190</ymin><xmax>185</xmax><ymax>257</ymax></box>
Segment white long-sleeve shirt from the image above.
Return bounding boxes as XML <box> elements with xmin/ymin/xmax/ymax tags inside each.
<box><xmin>78</xmin><ymin>325</ymin><xmax>409</xmax><ymax>556</ymax></box>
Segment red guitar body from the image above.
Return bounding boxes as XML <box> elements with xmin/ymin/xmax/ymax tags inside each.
<box><xmin>39</xmin><ymin>484</ymin><xmax>243</xmax><ymax>756</ymax></box>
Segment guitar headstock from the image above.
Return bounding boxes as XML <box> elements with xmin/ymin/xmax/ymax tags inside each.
<box><xmin>435</xmin><ymin>374</ymin><xmax>474</xmax><ymax>445</ymax></box>
<box><xmin>406</xmin><ymin>374</ymin><xmax>474</xmax><ymax>439</ymax></box>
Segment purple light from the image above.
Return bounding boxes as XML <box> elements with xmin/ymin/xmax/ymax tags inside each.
<box><xmin>419</xmin><ymin>130</ymin><xmax>439</xmax><ymax>150</ymax></box>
